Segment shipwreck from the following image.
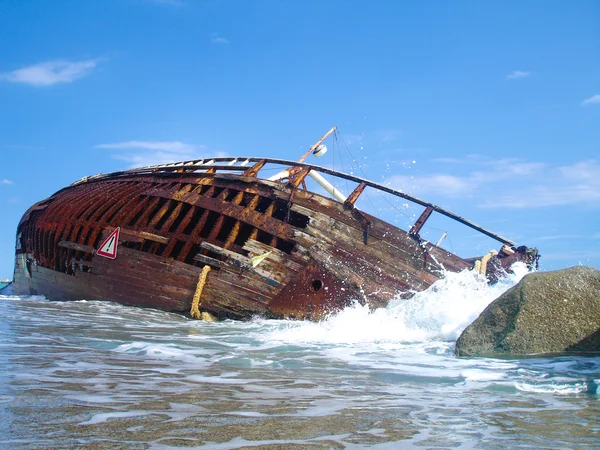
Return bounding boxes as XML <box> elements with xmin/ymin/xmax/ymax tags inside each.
<box><xmin>11</xmin><ymin>127</ymin><xmax>539</xmax><ymax>320</ymax></box>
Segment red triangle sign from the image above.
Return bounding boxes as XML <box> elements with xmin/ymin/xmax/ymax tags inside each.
<box><xmin>97</xmin><ymin>227</ymin><xmax>120</xmax><ymax>259</ymax></box>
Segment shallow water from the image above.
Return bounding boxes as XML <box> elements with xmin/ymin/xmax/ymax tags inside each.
<box><xmin>0</xmin><ymin>267</ymin><xmax>598</xmax><ymax>449</ymax></box>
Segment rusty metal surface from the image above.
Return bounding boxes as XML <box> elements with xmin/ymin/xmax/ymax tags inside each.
<box><xmin>74</xmin><ymin>156</ymin><xmax>519</xmax><ymax>246</ymax></box>
<box><xmin>12</xmin><ymin>166</ymin><xmax>538</xmax><ymax>321</ymax></box>
<box><xmin>409</xmin><ymin>206</ymin><xmax>434</xmax><ymax>236</ymax></box>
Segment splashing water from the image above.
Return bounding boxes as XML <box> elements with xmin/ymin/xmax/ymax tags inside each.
<box><xmin>266</xmin><ymin>262</ymin><xmax>531</xmax><ymax>345</ymax></box>
<box><xmin>1</xmin><ymin>261</ymin><xmax>598</xmax><ymax>449</ymax></box>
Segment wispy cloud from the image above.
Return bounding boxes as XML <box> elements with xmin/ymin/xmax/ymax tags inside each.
<box><xmin>0</xmin><ymin>59</ymin><xmax>101</xmax><ymax>86</ymax></box>
<box><xmin>97</xmin><ymin>141</ymin><xmax>198</xmax><ymax>153</ymax></box>
<box><xmin>433</xmin><ymin>155</ymin><xmax>482</xmax><ymax>164</ymax></box>
<box><xmin>386</xmin><ymin>158</ymin><xmax>546</xmax><ymax>199</ymax></box>
<box><xmin>537</xmin><ymin>234</ymin><xmax>599</xmax><ymax>241</ymax></box>
<box><xmin>96</xmin><ymin>140</ymin><xmax>225</xmax><ymax>168</ymax></box>
<box><xmin>387</xmin><ymin>174</ymin><xmax>474</xmax><ymax>198</ymax></box>
<box><xmin>470</xmin><ymin>160</ymin><xmax>546</xmax><ymax>184</ymax></box>
<box><xmin>540</xmin><ymin>249</ymin><xmax>600</xmax><ymax>262</ymax></box>
<box><xmin>581</xmin><ymin>94</ymin><xmax>600</xmax><ymax>106</ymax></box>
<box><xmin>1</xmin><ymin>179</ymin><xmax>14</xmax><ymax>185</ymax></box>
<box><xmin>480</xmin><ymin>160</ymin><xmax>600</xmax><ymax>208</ymax></box>
<box><xmin>210</xmin><ymin>33</ymin><xmax>230</xmax><ymax>44</ymax></box>
<box><xmin>507</xmin><ymin>70</ymin><xmax>531</xmax><ymax>80</ymax></box>
<box><xmin>385</xmin><ymin>158</ymin><xmax>600</xmax><ymax>209</ymax></box>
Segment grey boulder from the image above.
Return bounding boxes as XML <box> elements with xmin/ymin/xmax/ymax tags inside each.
<box><xmin>455</xmin><ymin>266</ymin><xmax>600</xmax><ymax>357</ymax></box>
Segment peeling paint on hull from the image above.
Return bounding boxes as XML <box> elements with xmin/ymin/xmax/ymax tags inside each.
<box><xmin>11</xmin><ymin>157</ymin><xmax>538</xmax><ymax>320</ymax></box>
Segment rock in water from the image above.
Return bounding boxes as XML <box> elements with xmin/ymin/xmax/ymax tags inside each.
<box><xmin>455</xmin><ymin>266</ymin><xmax>600</xmax><ymax>357</ymax></box>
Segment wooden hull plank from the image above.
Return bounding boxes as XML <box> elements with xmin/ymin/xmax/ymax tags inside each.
<box><xmin>11</xmin><ymin>160</ymin><xmax>537</xmax><ymax>321</ymax></box>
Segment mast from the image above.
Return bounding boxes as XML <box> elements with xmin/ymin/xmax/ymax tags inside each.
<box><xmin>296</xmin><ymin>126</ymin><xmax>337</xmax><ymax>163</ymax></box>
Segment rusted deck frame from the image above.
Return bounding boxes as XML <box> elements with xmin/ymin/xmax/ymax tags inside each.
<box><xmin>156</xmin><ymin>185</ymin><xmax>195</xmax><ymax>235</ymax></box>
<box><xmin>50</xmin><ymin>182</ymin><xmax>115</xmax><ymax>269</ymax></box>
<box><xmin>147</xmin><ymin>192</ymin><xmax>180</xmax><ymax>229</ymax></box>
<box><xmin>64</xmin><ymin>181</ymin><xmax>126</xmax><ymax>249</ymax></box>
<box><xmin>81</xmin><ymin>182</ymin><xmax>145</xmax><ymax>248</ymax></box>
<box><xmin>146</xmin><ymin>188</ymin><xmax>297</xmax><ymax>242</ymax></box>
<box><xmin>79</xmin><ymin>181</ymin><xmax>136</xmax><ymax>234</ymax></box>
<box><xmin>227</xmin><ymin>193</ymin><xmax>262</xmax><ymax>249</ymax></box>
<box><xmin>38</xmin><ymin>187</ymin><xmax>86</xmax><ymax>268</ymax></box>
<box><xmin>146</xmin><ymin>186</ymin><xmax>188</xmax><ymax>257</ymax></box>
<box><xmin>11</xmin><ymin>148</ymin><xmax>536</xmax><ymax>321</ymax></box>
<box><xmin>345</xmin><ymin>182</ymin><xmax>367</xmax><ymax>208</ymax></box>
<box><xmin>222</xmin><ymin>191</ymin><xmax>250</xmax><ymax>250</ymax></box>
<box><xmin>163</xmin><ymin>203</ymin><xmax>197</xmax><ymax>258</ymax></box>
<box><xmin>409</xmin><ymin>206</ymin><xmax>434</xmax><ymax>236</ymax></box>
<box><xmin>117</xmin><ymin>192</ymin><xmax>147</xmax><ymax>228</ymax></box>
<box><xmin>71</xmin><ymin>173</ymin><xmax>463</xmax><ymax>282</ymax></box>
<box><xmin>131</xmin><ymin>195</ymin><xmax>163</xmax><ymax>232</ymax></box>
<box><xmin>178</xmin><ymin>184</ymin><xmax>217</xmax><ymax>263</ymax></box>
<box><xmin>75</xmin><ymin>157</ymin><xmax>516</xmax><ymax>246</ymax></box>
<box><xmin>204</xmin><ymin>187</ymin><xmax>237</xmax><ymax>249</ymax></box>
<box><xmin>99</xmin><ymin>184</ymin><xmax>154</xmax><ymax>244</ymax></box>
<box><xmin>63</xmin><ymin>181</ymin><xmax>138</xmax><ymax>270</ymax></box>
<box><xmin>72</xmin><ymin>173</ymin><xmax>469</xmax><ymax>279</ymax></box>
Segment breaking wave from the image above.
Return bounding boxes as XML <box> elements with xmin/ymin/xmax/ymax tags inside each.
<box><xmin>265</xmin><ymin>262</ymin><xmax>531</xmax><ymax>345</ymax></box>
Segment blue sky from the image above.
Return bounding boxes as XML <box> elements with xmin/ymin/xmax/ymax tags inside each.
<box><xmin>0</xmin><ymin>0</ymin><xmax>599</xmax><ymax>279</ymax></box>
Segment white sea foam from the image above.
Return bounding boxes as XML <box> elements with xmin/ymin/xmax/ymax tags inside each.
<box><xmin>113</xmin><ymin>341</ymin><xmax>216</xmax><ymax>365</ymax></box>
<box><xmin>514</xmin><ymin>382</ymin><xmax>589</xmax><ymax>395</ymax></box>
<box><xmin>265</xmin><ymin>263</ymin><xmax>530</xmax><ymax>346</ymax></box>
<box><xmin>460</xmin><ymin>369</ymin><xmax>507</xmax><ymax>382</ymax></box>
<box><xmin>1</xmin><ymin>260</ymin><xmax>598</xmax><ymax>450</ymax></box>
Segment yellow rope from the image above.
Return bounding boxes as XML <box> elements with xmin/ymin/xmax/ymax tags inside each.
<box><xmin>476</xmin><ymin>250</ymin><xmax>497</xmax><ymax>275</ymax></box>
<box><xmin>190</xmin><ymin>265</ymin><xmax>211</xmax><ymax>319</ymax></box>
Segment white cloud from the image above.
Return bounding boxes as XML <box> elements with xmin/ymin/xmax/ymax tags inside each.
<box><xmin>96</xmin><ymin>140</ymin><xmax>199</xmax><ymax>153</ymax></box>
<box><xmin>385</xmin><ymin>158</ymin><xmax>600</xmax><ymax>209</ymax></box>
<box><xmin>1</xmin><ymin>179</ymin><xmax>14</xmax><ymax>185</ymax></box>
<box><xmin>96</xmin><ymin>140</ymin><xmax>225</xmax><ymax>168</ymax></box>
<box><xmin>540</xmin><ymin>249</ymin><xmax>600</xmax><ymax>262</ymax></box>
<box><xmin>432</xmin><ymin>156</ymin><xmax>546</xmax><ymax>178</ymax></box>
<box><xmin>210</xmin><ymin>34</ymin><xmax>230</xmax><ymax>44</ymax></box>
<box><xmin>507</xmin><ymin>70</ymin><xmax>531</xmax><ymax>80</ymax></box>
<box><xmin>481</xmin><ymin>160</ymin><xmax>600</xmax><ymax>208</ymax></box>
<box><xmin>387</xmin><ymin>174</ymin><xmax>474</xmax><ymax>198</ymax></box>
<box><xmin>470</xmin><ymin>160</ymin><xmax>546</xmax><ymax>184</ymax></box>
<box><xmin>537</xmin><ymin>234</ymin><xmax>598</xmax><ymax>241</ymax></box>
<box><xmin>559</xmin><ymin>160</ymin><xmax>600</xmax><ymax>180</ymax></box>
<box><xmin>0</xmin><ymin>59</ymin><xmax>101</xmax><ymax>86</ymax></box>
<box><xmin>432</xmin><ymin>154</ymin><xmax>487</xmax><ymax>164</ymax></box>
<box><xmin>113</xmin><ymin>152</ymin><xmax>193</xmax><ymax>167</ymax></box>
<box><xmin>581</xmin><ymin>94</ymin><xmax>600</xmax><ymax>106</ymax></box>
<box><xmin>503</xmin><ymin>162</ymin><xmax>545</xmax><ymax>176</ymax></box>
<box><xmin>386</xmin><ymin>157</ymin><xmax>546</xmax><ymax>200</ymax></box>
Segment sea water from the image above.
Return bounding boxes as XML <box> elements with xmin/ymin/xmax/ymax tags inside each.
<box><xmin>0</xmin><ymin>265</ymin><xmax>598</xmax><ymax>449</ymax></box>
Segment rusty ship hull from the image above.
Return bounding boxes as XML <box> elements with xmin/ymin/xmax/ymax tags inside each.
<box><xmin>11</xmin><ymin>155</ymin><xmax>536</xmax><ymax>321</ymax></box>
